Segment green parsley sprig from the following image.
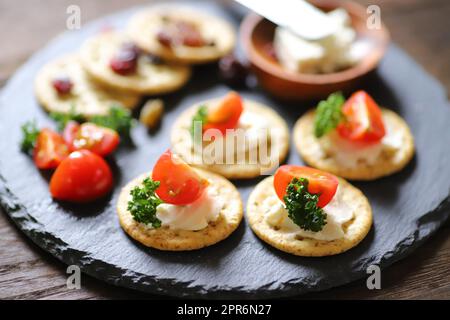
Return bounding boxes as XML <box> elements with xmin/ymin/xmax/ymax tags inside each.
<box><xmin>20</xmin><ymin>120</ymin><xmax>40</xmax><ymax>155</ymax></box>
<box><xmin>284</xmin><ymin>177</ymin><xmax>327</xmax><ymax>232</ymax></box>
<box><xmin>50</xmin><ymin>106</ymin><xmax>84</xmax><ymax>131</ymax></box>
<box><xmin>127</xmin><ymin>177</ymin><xmax>163</xmax><ymax>228</ymax></box>
<box><xmin>190</xmin><ymin>105</ymin><xmax>208</xmax><ymax>136</ymax></box>
<box><xmin>90</xmin><ymin>105</ymin><xmax>135</xmax><ymax>138</ymax></box>
<box><xmin>314</xmin><ymin>92</ymin><xmax>345</xmax><ymax>138</ymax></box>
<box><xmin>50</xmin><ymin>105</ymin><xmax>134</xmax><ymax>138</ymax></box>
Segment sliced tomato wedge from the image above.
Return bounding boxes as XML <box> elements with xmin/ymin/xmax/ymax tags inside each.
<box><xmin>63</xmin><ymin>121</ymin><xmax>120</xmax><ymax>157</ymax></box>
<box><xmin>49</xmin><ymin>150</ymin><xmax>113</xmax><ymax>203</ymax></box>
<box><xmin>273</xmin><ymin>165</ymin><xmax>339</xmax><ymax>208</ymax></box>
<box><xmin>202</xmin><ymin>91</ymin><xmax>244</xmax><ymax>134</ymax></box>
<box><xmin>152</xmin><ymin>149</ymin><xmax>208</xmax><ymax>205</ymax></box>
<box><xmin>33</xmin><ymin>128</ymin><xmax>69</xmax><ymax>169</ymax></box>
<box><xmin>337</xmin><ymin>91</ymin><xmax>386</xmax><ymax>143</ymax></box>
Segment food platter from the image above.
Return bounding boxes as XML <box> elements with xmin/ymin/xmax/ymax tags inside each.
<box><xmin>1</xmin><ymin>1</ymin><xmax>450</xmax><ymax>298</ymax></box>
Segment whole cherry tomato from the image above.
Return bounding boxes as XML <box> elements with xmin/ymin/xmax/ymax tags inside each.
<box><xmin>50</xmin><ymin>150</ymin><xmax>113</xmax><ymax>203</ymax></box>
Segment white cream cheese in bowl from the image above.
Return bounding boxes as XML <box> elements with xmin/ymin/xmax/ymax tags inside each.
<box><xmin>273</xmin><ymin>8</ymin><xmax>358</xmax><ymax>74</ymax></box>
<box><xmin>264</xmin><ymin>185</ymin><xmax>353</xmax><ymax>241</ymax></box>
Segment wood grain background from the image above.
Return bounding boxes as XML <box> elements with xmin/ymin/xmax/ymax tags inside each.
<box><xmin>1</xmin><ymin>0</ymin><xmax>449</xmax><ymax>299</ymax></box>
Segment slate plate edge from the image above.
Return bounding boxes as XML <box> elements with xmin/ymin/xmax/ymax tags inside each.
<box><xmin>1</xmin><ymin>2</ymin><xmax>450</xmax><ymax>299</ymax></box>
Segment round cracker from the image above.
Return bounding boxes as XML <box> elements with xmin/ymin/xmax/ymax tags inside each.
<box><xmin>127</xmin><ymin>6</ymin><xmax>236</xmax><ymax>64</ymax></box>
<box><xmin>170</xmin><ymin>98</ymin><xmax>290</xmax><ymax>179</ymax></box>
<box><xmin>117</xmin><ymin>169</ymin><xmax>243</xmax><ymax>251</ymax></box>
<box><xmin>246</xmin><ymin>176</ymin><xmax>372</xmax><ymax>257</ymax></box>
<box><xmin>293</xmin><ymin>109</ymin><xmax>415</xmax><ymax>180</ymax></box>
<box><xmin>80</xmin><ymin>31</ymin><xmax>191</xmax><ymax>94</ymax></box>
<box><xmin>34</xmin><ymin>54</ymin><xmax>140</xmax><ymax>117</ymax></box>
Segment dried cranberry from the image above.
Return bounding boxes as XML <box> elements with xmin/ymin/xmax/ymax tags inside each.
<box><xmin>219</xmin><ymin>54</ymin><xmax>249</xmax><ymax>87</ymax></box>
<box><xmin>110</xmin><ymin>43</ymin><xmax>139</xmax><ymax>75</ymax></box>
<box><xmin>182</xmin><ymin>33</ymin><xmax>205</xmax><ymax>47</ymax></box>
<box><xmin>52</xmin><ymin>77</ymin><xmax>73</xmax><ymax>94</ymax></box>
<box><xmin>157</xmin><ymin>30</ymin><xmax>173</xmax><ymax>47</ymax></box>
<box><xmin>176</xmin><ymin>21</ymin><xmax>205</xmax><ymax>47</ymax></box>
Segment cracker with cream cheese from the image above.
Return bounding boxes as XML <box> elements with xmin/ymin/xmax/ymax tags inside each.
<box><xmin>293</xmin><ymin>109</ymin><xmax>415</xmax><ymax>180</ymax></box>
<box><xmin>127</xmin><ymin>6</ymin><xmax>235</xmax><ymax>64</ymax></box>
<box><xmin>35</xmin><ymin>54</ymin><xmax>140</xmax><ymax>117</ymax></box>
<box><xmin>246</xmin><ymin>176</ymin><xmax>372</xmax><ymax>257</ymax></box>
<box><xmin>170</xmin><ymin>99</ymin><xmax>290</xmax><ymax>179</ymax></box>
<box><xmin>80</xmin><ymin>31</ymin><xmax>191</xmax><ymax>94</ymax></box>
<box><xmin>117</xmin><ymin>169</ymin><xmax>243</xmax><ymax>251</ymax></box>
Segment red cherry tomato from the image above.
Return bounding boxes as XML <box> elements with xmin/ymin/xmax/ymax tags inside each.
<box><xmin>33</xmin><ymin>128</ymin><xmax>69</xmax><ymax>169</ymax></box>
<box><xmin>273</xmin><ymin>165</ymin><xmax>339</xmax><ymax>208</ymax></box>
<box><xmin>202</xmin><ymin>91</ymin><xmax>244</xmax><ymax>134</ymax></box>
<box><xmin>50</xmin><ymin>150</ymin><xmax>113</xmax><ymax>203</ymax></box>
<box><xmin>63</xmin><ymin>121</ymin><xmax>120</xmax><ymax>157</ymax></box>
<box><xmin>152</xmin><ymin>150</ymin><xmax>208</xmax><ymax>205</ymax></box>
<box><xmin>337</xmin><ymin>91</ymin><xmax>386</xmax><ymax>143</ymax></box>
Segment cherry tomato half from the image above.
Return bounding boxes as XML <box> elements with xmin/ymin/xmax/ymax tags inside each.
<box><xmin>33</xmin><ymin>128</ymin><xmax>69</xmax><ymax>169</ymax></box>
<box><xmin>49</xmin><ymin>150</ymin><xmax>113</xmax><ymax>203</ymax></box>
<box><xmin>202</xmin><ymin>91</ymin><xmax>243</xmax><ymax>134</ymax></box>
<box><xmin>152</xmin><ymin>149</ymin><xmax>208</xmax><ymax>205</ymax></box>
<box><xmin>337</xmin><ymin>91</ymin><xmax>386</xmax><ymax>143</ymax></box>
<box><xmin>273</xmin><ymin>165</ymin><xmax>339</xmax><ymax>208</ymax></box>
<box><xmin>63</xmin><ymin>121</ymin><xmax>120</xmax><ymax>157</ymax></box>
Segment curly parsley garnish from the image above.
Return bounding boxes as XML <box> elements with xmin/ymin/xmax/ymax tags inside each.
<box><xmin>127</xmin><ymin>178</ymin><xmax>163</xmax><ymax>228</ymax></box>
<box><xmin>50</xmin><ymin>105</ymin><xmax>134</xmax><ymax>137</ymax></box>
<box><xmin>90</xmin><ymin>105</ymin><xmax>134</xmax><ymax>138</ymax></box>
<box><xmin>314</xmin><ymin>92</ymin><xmax>345</xmax><ymax>138</ymax></box>
<box><xmin>284</xmin><ymin>177</ymin><xmax>327</xmax><ymax>232</ymax></box>
<box><xmin>20</xmin><ymin>120</ymin><xmax>40</xmax><ymax>155</ymax></box>
<box><xmin>190</xmin><ymin>105</ymin><xmax>208</xmax><ymax>136</ymax></box>
<box><xmin>50</xmin><ymin>106</ymin><xmax>84</xmax><ymax>131</ymax></box>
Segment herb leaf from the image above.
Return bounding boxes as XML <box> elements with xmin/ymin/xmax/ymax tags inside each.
<box><xmin>20</xmin><ymin>120</ymin><xmax>40</xmax><ymax>155</ymax></box>
<box><xmin>284</xmin><ymin>177</ymin><xmax>327</xmax><ymax>232</ymax></box>
<box><xmin>190</xmin><ymin>105</ymin><xmax>208</xmax><ymax>136</ymax></box>
<box><xmin>314</xmin><ymin>92</ymin><xmax>345</xmax><ymax>138</ymax></box>
<box><xmin>127</xmin><ymin>177</ymin><xmax>163</xmax><ymax>228</ymax></box>
<box><xmin>90</xmin><ymin>105</ymin><xmax>134</xmax><ymax>138</ymax></box>
<box><xmin>50</xmin><ymin>106</ymin><xmax>85</xmax><ymax>131</ymax></box>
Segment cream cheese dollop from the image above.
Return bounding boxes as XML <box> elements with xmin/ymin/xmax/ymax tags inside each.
<box><xmin>319</xmin><ymin>115</ymin><xmax>403</xmax><ymax>168</ymax></box>
<box><xmin>154</xmin><ymin>184</ymin><xmax>223</xmax><ymax>231</ymax></box>
<box><xmin>235</xmin><ymin>111</ymin><xmax>271</xmax><ymax>154</ymax></box>
<box><xmin>264</xmin><ymin>185</ymin><xmax>353</xmax><ymax>241</ymax></box>
<box><xmin>199</xmin><ymin>110</ymin><xmax>273</xmax><ymax>163</ymax></box>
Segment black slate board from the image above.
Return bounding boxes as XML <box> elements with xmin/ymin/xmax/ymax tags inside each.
<box><xmin>1</xmin><ymin>1</ymin><xmax>450</xmax><ymax>299</ymax></box>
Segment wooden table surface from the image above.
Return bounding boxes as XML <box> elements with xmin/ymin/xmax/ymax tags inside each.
<box><xmin>1</xmin><ymin>0</ymin><xmax>449</xmax><ymax>300</ymax></box>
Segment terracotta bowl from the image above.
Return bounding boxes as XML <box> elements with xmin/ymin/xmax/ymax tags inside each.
<box><xmin>240</xmin><ymin>0</ymin><xmax>390</xmax><ymax>100</ymax></box>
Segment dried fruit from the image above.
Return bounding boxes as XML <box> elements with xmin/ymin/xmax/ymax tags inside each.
<box><xmin>110</xmin><ymin>42</ymin><xmax>140</xmax><ymax>75</ymax></box>
<box><xmin>139</xmin><ymin>99</ymin><xmax>164</xmax><ymax>129</ymax></box>
<box><xmin>52</xmin><ymin>76</ymin><xmax>73</xmax><ymax>94</ymax></box>
<box><xmin>219</xmin><ymin>54</ymin><xmax>249</xmax><ymax>87</ymax></box>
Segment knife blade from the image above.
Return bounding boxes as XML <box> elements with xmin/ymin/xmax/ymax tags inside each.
<box><xmin>234</xmin><ymin>0</ymin><xmax>339</xmax><ymax>40</ymax></box>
